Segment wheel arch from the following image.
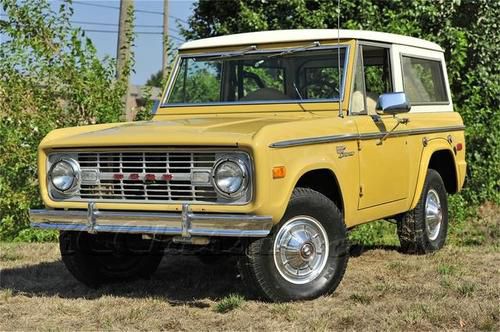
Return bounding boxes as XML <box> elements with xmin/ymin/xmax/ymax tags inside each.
<box><xmin>294</xmin><ymin>168</ymin><xmax>344</xmax><ymax>214</ymax></box>
<box><xmin>410</xmin><ymin>143</ymin><xmax>459</xmax><ymax>210</ymax></box>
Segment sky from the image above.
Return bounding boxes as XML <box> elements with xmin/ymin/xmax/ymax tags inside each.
<box><xmin>2</xmin><ymin>0</ymin><xmax>196</xmax><ymax>85</ymax></box>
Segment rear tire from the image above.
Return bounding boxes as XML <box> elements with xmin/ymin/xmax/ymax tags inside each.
<box><xmin>59</xmin><ymin>231</ymin><xmax>164</xmax><ymax>287</ymax></box>
<box><xmin>238</xmin><ymin>188</ymin><xmax>349</xmax><ymax>302</ymax></box>
<box><xmin>397</xmin><ymin>169</ymin><xmax>449</xmax><ymax>254</ymax></box>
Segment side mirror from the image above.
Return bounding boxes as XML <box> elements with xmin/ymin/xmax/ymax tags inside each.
<box><xmin>376</xmin><ymin>92</ymin><xmax>411</xmax><ymax>115</ymax></box>
<box><xmin>150</xmin><ymin>100</ymin><xmax>160</xmax><ymax>115</ymax></box>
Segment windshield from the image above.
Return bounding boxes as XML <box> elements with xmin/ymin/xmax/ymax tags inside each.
<box><xmin>165</xmin><ymin>46</ymin><xmax>348</xmax><ymax>106</ymax></box>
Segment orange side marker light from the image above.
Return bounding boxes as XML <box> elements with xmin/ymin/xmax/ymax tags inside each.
<box><xmin>456</xmin><ymin>143</ymin><xmax>463</xmax><ymax>151</ymax></box>
<box><xmin>273</xmin><ymin>166</ymin><xmax>286</xmax><ymax>179</ymax></box>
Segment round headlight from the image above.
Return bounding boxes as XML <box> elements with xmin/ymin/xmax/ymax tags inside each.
<box><xmin>213</xmin><ymin>159</ymin><xmax>248</xmax><ymax>198</ymax></box>
<box><xmin>49</xmin><ymin>159</ymin><xmax>79</xmax><ymax>193</ymax></box>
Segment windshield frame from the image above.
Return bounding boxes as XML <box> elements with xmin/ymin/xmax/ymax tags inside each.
<box><xmin>160</xmin><ymin>44</ymin><xmax>351</xmax><ymax>108</ymax></box>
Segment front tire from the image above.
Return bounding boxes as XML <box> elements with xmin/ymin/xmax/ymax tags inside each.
<box><xmin>238</xmin><ymin>188</ymin><xmax>349</xmax><ymax>302</ymax></box>
<box><xmin>397</xmin><ymin>169</ymin><xmax>449</xmax><ymax>254</ymax></box>
<box><xmin>59</xmin><ymin>231</ymin><xmax>164</xmax><ymax>287</ymax></box>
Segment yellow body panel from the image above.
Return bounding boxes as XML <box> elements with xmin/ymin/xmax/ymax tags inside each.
<box><xmin>353</xmin><ymin>115</ymin><xmax>411</xmax><ymax>209</ymax></box>
<box><xmin>36</xmin><ymin>38</ymin><xmax>466</xmax><ymax>230</ymax></box>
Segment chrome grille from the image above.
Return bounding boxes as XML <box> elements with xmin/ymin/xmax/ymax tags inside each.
<box><xmin>76</xmin><ymin>151</ymin><xmax>218</xmax><ymax>203</ymax></box>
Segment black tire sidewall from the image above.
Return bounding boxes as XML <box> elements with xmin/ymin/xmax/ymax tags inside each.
<box><xmin>252</xmin><ymin>189</ymin><xmax>349</xmax><ymax>301</ymax></box>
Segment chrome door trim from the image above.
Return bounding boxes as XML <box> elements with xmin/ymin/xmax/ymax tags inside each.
<box><xmin>269</xmin><ymin>134</ymin><xmax>359</xmax><ymax>148</ymax></box>
<box><xmin>269</xmin><ymin>125</ymin><xmax>465</xmax><ymax>148</ymax></box>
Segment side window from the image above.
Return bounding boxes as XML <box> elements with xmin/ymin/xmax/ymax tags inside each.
<box><xmin>350</xmin><ymin>45</ymin><xmax>393</xmax><ymax>115</ymax></box>
<box><xmin>363</xmin><ymin>46</ymin><xmax>392</xmax><ymax>114</ymax></box>
<box><xmin>401</xmin><ymin>56</ymin><xmax>448</xmax><ymax>103</ymax></box>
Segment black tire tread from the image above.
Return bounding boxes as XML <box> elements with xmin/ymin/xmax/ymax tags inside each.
<box><xmin>397</xmin><ymin>169</ymin><xmax>448</xmax><ymax>254</ymax></box>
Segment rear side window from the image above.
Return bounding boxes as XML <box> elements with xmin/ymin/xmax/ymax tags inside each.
<box><xmin>401</xmin><ymin>56</ymin><xmax>448</xmax><ymax>104</ymax></box>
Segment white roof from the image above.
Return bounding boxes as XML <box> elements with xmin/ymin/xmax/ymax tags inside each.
<box><xmin>180</xmin><ymin>29</ymin><xmax>443</xmax><ymax>52</ymax></box>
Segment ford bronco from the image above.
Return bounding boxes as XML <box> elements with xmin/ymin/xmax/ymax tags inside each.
<box><xmin>31</xmin><ymin>29</ymin><xmax>466</xmax><ymax>302</ymax></box>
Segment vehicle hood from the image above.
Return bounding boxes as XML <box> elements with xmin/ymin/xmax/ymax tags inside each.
<box><xmin>39</xmin><ymin>115</ymin><xmax>310</xmax><ymax>149</ymax></box>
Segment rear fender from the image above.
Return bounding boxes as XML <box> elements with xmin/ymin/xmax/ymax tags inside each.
<box><xmin>410</xmin><ymin>138</ymin><xmax>458</xmax><ymax>210</ymax></box>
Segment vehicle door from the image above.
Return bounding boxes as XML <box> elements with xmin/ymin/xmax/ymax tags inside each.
<box><xmin>350</xmin><ymin>44</ymin><xmax>410</xmax><ymax>209</ymax></box>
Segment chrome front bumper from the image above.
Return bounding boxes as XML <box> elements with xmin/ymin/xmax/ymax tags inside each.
<box><xmin>30</xmin><ymin>203</ymin><xmax>273</xmax><ymax>238</ymax></box>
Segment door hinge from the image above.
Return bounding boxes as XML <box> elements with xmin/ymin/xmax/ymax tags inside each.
<box><xmin>359</xmin><ymin>185</ymin><xmax>364</xmax><ymax>197</ymax></box>
<box><xmin>357</xmin><ymin>140</ymin><xmax>362</xmax><ymax>151</ymax></box>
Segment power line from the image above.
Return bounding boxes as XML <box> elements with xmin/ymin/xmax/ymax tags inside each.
<box><xmin>71</xmin><ymin>19</ymin><xmax>182</xmax><ymax>33</ymax></box>
<box><xmin>71</xmin><ymin>19</ymin><xmax>161</xmax><ymax>28</ymax></box>
<box><xmin>70</xmin><ymin>0</ymin><xmax>189</xmax><ymax>24</ymax></box>
<box><xmin>82</xmin><ymin>28</ymin><xmax>184</xmax><ymax>41</ymax></box>
<box><xmin>1</xmin><ymin>14</ymin><xmax>182</xmax><ymax>34</ymax></box>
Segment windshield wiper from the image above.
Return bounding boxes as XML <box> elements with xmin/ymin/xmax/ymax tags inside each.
<box><xmin>197</xmin><ymin>45</ymin><xmax>257</xmax><ymax>61</ymax></box>
<box><xmin>267</xmin><ymin>41</ymin><xmax>321</xmax><ymax>58</ymax></box>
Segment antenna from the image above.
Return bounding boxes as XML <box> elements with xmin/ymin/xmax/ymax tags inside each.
<box><xmin>337</xmin><ymin>0</ymin><xmax>344</xmax><ymax>118</ymax></box>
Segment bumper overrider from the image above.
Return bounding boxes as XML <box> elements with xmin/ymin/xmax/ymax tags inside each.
<box><xmin>30</xmin><ymin>202</ymin><xmax>273</xmax><ymax>238</ymax></box>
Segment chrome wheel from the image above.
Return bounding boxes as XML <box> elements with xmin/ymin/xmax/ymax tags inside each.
<box><xmin>425</xmin><ymin>189</ymin><xmax>442</xmax><ymax>241</ymax></box>
<box><xmin>273</xmin><ymin>215</ymin><xmax>329</xmax><ymax>285</ymax></box>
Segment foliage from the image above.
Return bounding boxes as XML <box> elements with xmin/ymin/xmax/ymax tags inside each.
<box><xmin>0</xmin><ymin>0</ymin><xmax>134</xmax><ymax>240</ymax></box>
<box><xmin>13</xmin><ymin>229</ymin><xmax>58</xmax><ymax>243</ymax></box>
<box><xmin>183</xmin><ymin>0</ymin><xmax>500</xmax><ymax>209</ymax></box>
<box><xmin>349</xmin><ymin>220</ymin><xmax>399</xmax><ymax>247</ymax></box>
<box><xmin>133</xmin><ymin>85</ymin><xmax>156</xmax><ymax>121</ymax></box>
<box><xmin>146</xmin><ymin>70</ymin><xmax>164</xmax><ymax>88</ymax></box>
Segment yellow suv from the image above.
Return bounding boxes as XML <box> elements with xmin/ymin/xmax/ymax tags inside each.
<box><xmin>31</xmin><ymin>29</ymin><xmax>466</xmax><ymax>302</ymax></box>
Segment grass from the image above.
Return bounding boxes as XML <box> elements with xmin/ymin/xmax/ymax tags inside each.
<box><xmin>0</xmin><ymin>251</ymin><xmax>22</xmax><ymax>262</ymax></box>
<box><xmin>349</xmin><ymin>293</ymin><xmax>372</xmax><ymax>305</ymax></box>
<box><xmin>437</xmin><ymin>263</ymin><xmax>459</xmax><ymax>276</ymax></box>
<box><xmin>269</xmin><ymin>303</ymin><xmax>298</xmax><ymax>321</ymax></box>
<box><xmin>0</xmin><ymin>205</ymin><xmax>497</xmax><ymax>330</ymax></box>
<box><xmin>0</xmin><ymin>243</ymin><xmax>497</xmax><ymax>331</ymax></box>
<box><xmin>214</xmin><ymin>294</ymin><xmax>245</xmax><ymax>313</ymax></box>
<box><xmin>456</xmin><ymin>281</ymin><xmax>477</xmax><ymax>298</ymax></box>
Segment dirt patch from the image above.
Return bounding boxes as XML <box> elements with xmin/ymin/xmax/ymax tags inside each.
<box><xmin>0</xmin><ymin>241</ymin><xmax>498</xmax><ymax>331</ymax></box>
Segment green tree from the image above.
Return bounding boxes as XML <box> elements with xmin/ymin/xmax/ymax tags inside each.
<box><xmin>183</xmin><ymin>0</ymin><xmax>500</xmax><ymax>205</ymax></box>
<box><xmin>0</xmin><ymin>0</ymin><xmax>134</xmax><ymax>240</ymax></box>
<box><xmin>146</xmin><ymin>70</ymin><xmax>164</xmax><ymax>88</ymax></box>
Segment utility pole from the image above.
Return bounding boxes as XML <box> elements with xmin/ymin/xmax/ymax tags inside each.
<box><xmin>162</xmin><ymin>0</ymin><xmax>169</xmax><ymax>78</ymax></box>
<box><xmin>116</xmin><ymin>0</ymin><xmax>134</xmax><ymax>120</ymax></box>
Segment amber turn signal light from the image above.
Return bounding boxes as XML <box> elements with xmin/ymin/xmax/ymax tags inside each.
<box><xmin>272</xmin><ymin>166</ymin><xmax>286</xmax><ymax>179</ymax></box>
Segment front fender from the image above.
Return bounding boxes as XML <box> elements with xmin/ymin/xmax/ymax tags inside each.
<box><xmin>258</xmin><ymin>140</ymin><xmax>358</xmax><ymax>224</ymax></box>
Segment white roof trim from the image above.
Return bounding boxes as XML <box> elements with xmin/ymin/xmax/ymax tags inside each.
<box><xmin>180</xmin><ymin>29</ymin><xmax>443</xmax><ymax>52</ymax></box>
